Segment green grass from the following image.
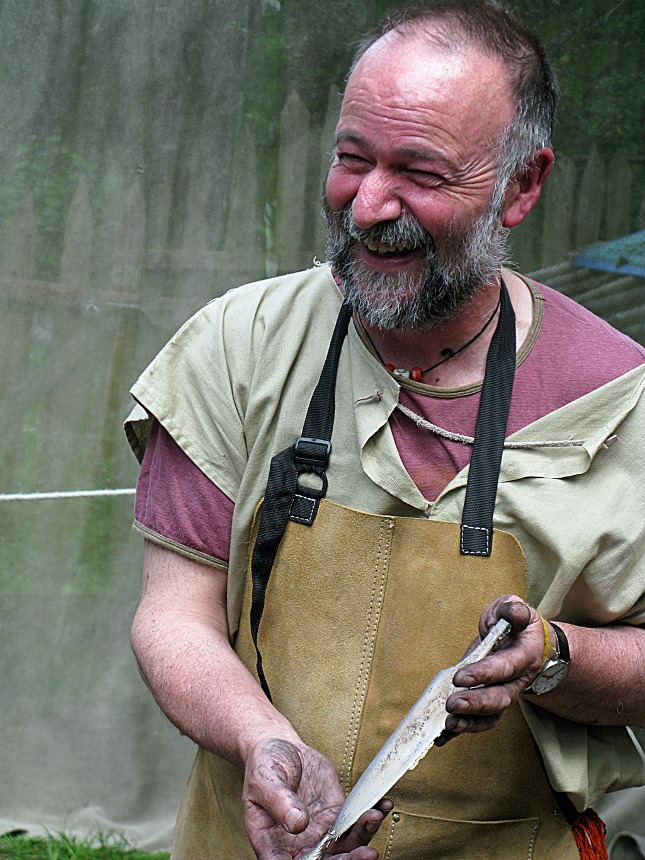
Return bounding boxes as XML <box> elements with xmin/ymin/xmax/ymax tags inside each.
<box><xmin>0</xmin><ymin>832</ymin><xmax>170</xmax><ymax>860</ymax></box>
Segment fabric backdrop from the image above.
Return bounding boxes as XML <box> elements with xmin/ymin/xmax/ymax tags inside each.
<box><xmin>1</xmin><ymin>0</ymin><xmax>643</xmax><ymax>852</ymax></box>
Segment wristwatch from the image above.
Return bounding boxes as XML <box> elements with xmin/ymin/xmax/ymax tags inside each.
<box><xmin>525</xmin><ymin>623</ymin><xmax>571</xmax><ymax>695</ymax></box>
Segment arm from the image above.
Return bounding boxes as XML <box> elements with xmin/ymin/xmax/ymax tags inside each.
<box><xmin>131</xmin><ymin>540</ymin><xmax>390</xmax><ymax>859</ymax></box>
<box><xmin>443</xmin><ymin>595</ymin><xmax>645</xmax><ymax>737</ymax></box>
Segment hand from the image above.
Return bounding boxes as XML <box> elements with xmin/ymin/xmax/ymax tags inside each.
<box><xmin>438</xmin><ymin>595</ymin><xmax>552</xmax><ymax>743</ymax></box>
<box><xmin>242</xmin><ymin>737</ymin><xmax>392</xmax><ymax>859</ymax></box>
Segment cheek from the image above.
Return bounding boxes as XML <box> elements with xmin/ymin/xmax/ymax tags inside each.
<box><xmin>325</xmin><ymin>167</ymin><xmax>360</xmax><ymax>212</ymax></box>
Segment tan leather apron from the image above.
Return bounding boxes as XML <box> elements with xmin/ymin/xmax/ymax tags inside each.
<box><xmin>172</xmin><ymin>288</ymin><xmax>580</xmax><ymax>859</ymax></box>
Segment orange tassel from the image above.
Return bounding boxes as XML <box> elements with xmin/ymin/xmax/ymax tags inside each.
<box><xmin>572</xmin><ymin>808</ymin><xmax>609</xmax><ymax>860</ymax></box>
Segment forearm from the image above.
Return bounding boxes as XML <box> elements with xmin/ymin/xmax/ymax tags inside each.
<box><xmin>525</xmin><ymin>621</ymin><xmax>645</xmax><ymax>726</ymax></box>
<box><xmin>132</xmin><ymin>543</ymin><xmax>391</xmax><ymax>858</ymax></box>
<box><xmin>131</xmin><ymin>542</ymin><xmax>301</xmax><ymax>765</ymax></box>
<box><xmin>448</xmin><ymin>598</ymin><xmax>645</xmax><ymax>737</ymax></box>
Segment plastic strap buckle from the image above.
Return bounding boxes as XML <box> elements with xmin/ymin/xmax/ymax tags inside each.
<box><xmin>294</xmin><ymin>436</ymin><xmax>332</xmax><ymax>467</ymax></box>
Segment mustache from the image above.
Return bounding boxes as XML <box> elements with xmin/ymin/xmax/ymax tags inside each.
<box><xmin>329</xmin><ymin>202</ymin><xmax>436</xmax><ymax>253</ymax></box>
<box><xmin>322</xmin><ymin>195</ymin><xmax>509</xmax><ymax>330</ymax></box>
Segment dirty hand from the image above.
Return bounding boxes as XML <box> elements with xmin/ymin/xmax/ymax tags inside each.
<box><xmin>243</xmin><ymin>738</ymin><xmax>392</xmax><ymax>859</ymax></box>
<box><xmin>440</xmin><ymin>595</ymin><xmax>551</xmax><ymax>742</ymax></box>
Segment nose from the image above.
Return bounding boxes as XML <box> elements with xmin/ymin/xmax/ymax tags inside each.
<box><xmin>351</xmin><ymin>168</ymin><xmax>403</xmax><ymax>228</ymax></box>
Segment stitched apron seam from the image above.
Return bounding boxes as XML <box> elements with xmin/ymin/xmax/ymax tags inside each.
<box><xmin>339</xmin><ymin>516</ymin><xmax>392</xmax><ymax>791</ymax></box>
<box><xmin>382</xmin><ymin>817</ymin><xmax>396</xmax><ymax>860</ymax></box>
<box><xmin>527</xmin><ymin>818</ymin><xmax>539</xmax><ymax>860</ymax></box>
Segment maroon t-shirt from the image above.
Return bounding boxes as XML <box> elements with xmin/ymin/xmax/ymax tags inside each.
<box><xmin>135</xmin><ymin>283</ymin><xmax>645</xmax><ymax>565</ymax></box>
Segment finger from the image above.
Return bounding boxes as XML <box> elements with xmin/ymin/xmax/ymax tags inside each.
<box><xmin>333</xmin><ymin>800</ymin><xmax>393</xmax><ymax>852</ymax></box>
<box><xmin>245</xmin><ymin>740</ymin><xmax>310</xmax><ymax>833</ymax></box>
<box><xmin>447</xmin><ymin>678</ymin><xmax>526</xmax><ymax>718</ymax></box>
<box><xmin>375</xmin><ymin>798</ymin><xmax>394</xmax><ymax>815</ymax></box>
<box><xmin>443</xmin><ymin>713</ymin><xmax>501</xmax><ymax>735</ymax></box>
<box><xmin>478</xmin><ymin>594</ymin><xmax>516</xmax><ymax>638</ymax></box>
<box><xmin>497</xmin><ymin>599</ymin><xmax>532</xmax><ymax>634</ymax></box>
<box><xmin>453</xmin><ymin>649</ymin><xmax>533</xmax><ymax>688</ymax></box>
<box><xmin>454</xmin><ymin>620</ymin><xmax>546</xmax><ymax>688</ymax></box>
<box><xmin>434</xmin><ymin>728</ymin><xmax>458</xmax><ymax>747</ymax></box>
<box><xmin>478</xmin><ymin>594</ymin><xmax>527</xmax><ymax>639</ymax></box>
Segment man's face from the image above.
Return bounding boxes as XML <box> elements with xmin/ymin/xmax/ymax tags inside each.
<box><xmin>324</xmin><ymin>32</ymin><xmax>516</xmax><ymax>330</ymax></box>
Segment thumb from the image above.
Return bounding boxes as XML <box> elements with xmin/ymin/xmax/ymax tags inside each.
<box><xmin>479</xmin><ymin>594</ymin><xmax>529</xmax><ymax>639</ymax></box>
<box><xmin>497</xmin><ymin>598</ymin><xmax>532</xmax><ymax>634</ymax></box>
<box><xmin>246</xmin><ymin>739</ymin><xmax>310</xmax><ymax>833</ymax></box>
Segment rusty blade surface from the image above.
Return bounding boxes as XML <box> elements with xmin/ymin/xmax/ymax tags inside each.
<box><xmin>299</xmin><ymin>618</ymin><xmax>511</xmax><ymax>860</ymax></box>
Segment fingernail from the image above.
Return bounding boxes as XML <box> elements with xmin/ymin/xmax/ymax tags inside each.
<box><xmin>451</xmin><ymin>697</ymin><xmax>470</xmax><ymax>713</ymax></box>
<box><xmin>285</xmin><ymin>808</ymin><xmax>303</xmax><ymax>833</ymax></box>
<box><xmin>456</xmin><ymin>673</ymin><xmax>474</xmax><ymax>687</ymax></box>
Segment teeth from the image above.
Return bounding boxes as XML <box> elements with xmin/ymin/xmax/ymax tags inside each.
<box><xmin>365</xmin><ymin>240</ymin><xmax>414</xmax><ymax>254</ymax></box>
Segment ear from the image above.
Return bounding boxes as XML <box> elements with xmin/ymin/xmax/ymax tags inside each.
<box><xmin>501</xmin><ymin>148</ymin><xmax>554</xmax><ymax>229</ymax></box>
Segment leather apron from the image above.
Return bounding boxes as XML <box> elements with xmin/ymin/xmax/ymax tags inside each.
<box><xmin>172</xmin><ymin>287</ymin><xmax>579</xmax><ymax>859</ymax></box>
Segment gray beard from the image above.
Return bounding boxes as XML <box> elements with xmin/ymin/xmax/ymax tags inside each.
<box><xmin>323</xmin><ymin>198</ymin><xmax>510</xmax><ymax>331</ymax></box>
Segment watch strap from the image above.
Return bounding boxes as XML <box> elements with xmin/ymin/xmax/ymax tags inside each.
<box><xmin>550</xmin><ymin>623</ymin><xmax>570</xmax><ymax>662</ymax></box>
<box><xmin>525</xmin><ymin>621</ymin><xmax>571</xmax><ymax>695</ymax></box>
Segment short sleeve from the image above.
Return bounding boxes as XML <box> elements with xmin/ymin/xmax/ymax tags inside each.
<box><xmin>134</xmin><ymin>420</ymin><xmax>233</xmax><ymax>569</ymax></box>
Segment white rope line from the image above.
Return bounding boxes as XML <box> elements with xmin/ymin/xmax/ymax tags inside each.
<box><xmin>396</xmin><ymin>403</ymin><xmax>585</xmax><ymax>448</ymax></box>
<box><xmin>0</xmin><ymin>488</ymin><xmax>136</xmax><ymax>502</ymax></box>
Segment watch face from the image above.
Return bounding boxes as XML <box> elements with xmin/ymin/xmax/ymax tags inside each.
<box><xmin>532</xmin><ymin>661</ymin><xmax>569</xmax><ymax>694</ymax></box>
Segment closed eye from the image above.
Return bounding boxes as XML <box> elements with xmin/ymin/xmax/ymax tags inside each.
<box><xmin>404</xmin><ymin>168</ymin><xmax>444</xmax><ymax>184</ymax></box>
<box><xmin>337</xmin><ymin>152</ymin><xmax>371</xmax><ymax>167</ymax></box>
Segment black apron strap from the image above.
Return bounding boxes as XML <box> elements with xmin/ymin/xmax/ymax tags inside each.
<box><xmin>249</xmin><ymin>300</ymin><xmax>352</xmax><ymax>699</ymax></box>
<box><xmin>291</xmin><ymin>298</ymin><xmax>353</xmax><ymax>525</ymax></box>
<box><xmin>250</xmin><ymin>275</ymin><xmax>516</xmax><ymax>697</ymax></box>
<box><xmin>460</xmin><ymin>278</ymin><xmax>516</xmax><ymax>556</ymax></box>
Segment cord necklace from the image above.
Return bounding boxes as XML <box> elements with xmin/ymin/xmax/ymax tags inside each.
<box><xmin>356</xmin><ymin>288</ymin><xmax>502</xmax><ymax>382</ymax></box>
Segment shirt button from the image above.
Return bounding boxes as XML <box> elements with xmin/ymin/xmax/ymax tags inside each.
<box><xmin>392</xmin><ymin>812</ymin><xmax>401</xmax><ymax>823</ymax></box>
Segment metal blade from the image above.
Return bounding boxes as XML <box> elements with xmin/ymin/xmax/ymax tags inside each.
<box><xmin>299</xmin><ymin>618</ymin><xmax>511</xmax><ymax>860</ymax></box>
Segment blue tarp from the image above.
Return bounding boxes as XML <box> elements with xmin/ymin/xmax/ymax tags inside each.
<box><xmin>575</xmin><ymin>230</ymin><xmax>645</xmax><ymax>277</ymax></box>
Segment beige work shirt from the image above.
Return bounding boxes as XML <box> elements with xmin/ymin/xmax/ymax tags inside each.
<box><xmin>126</xmin><ymin>264</ymin><xmax>645</xmax><ymax>810</ymax></box>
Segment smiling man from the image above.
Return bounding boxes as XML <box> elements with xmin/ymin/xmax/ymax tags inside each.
<box><xmin>324</xmin><ymin>31</ymin><xmax>519</xmax><ymax>333</ymax></box>
<box><xmin>125</xmin><ymin>3</ymin><xmax>645</xmax><ymax>859</ymax></box>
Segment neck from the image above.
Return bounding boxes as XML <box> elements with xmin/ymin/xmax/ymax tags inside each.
<box><xmin>358</xmin><ymin>270</ymin><xmax>533</xmax><ymax>387</ymax></box>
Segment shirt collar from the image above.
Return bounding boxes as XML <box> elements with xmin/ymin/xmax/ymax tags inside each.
<box><xmin>348</xmin><ymin>309</ymin><xmax>645</xmax><ymax>510</ymax></box>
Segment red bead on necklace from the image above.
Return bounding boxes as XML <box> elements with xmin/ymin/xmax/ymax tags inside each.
<box><xmin>360</xmin><ymin>291</ymin><xmax>502</xmax><ymax>383</ymax></box>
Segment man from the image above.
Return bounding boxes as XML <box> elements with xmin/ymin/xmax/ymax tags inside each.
<box><xmin>125</xmin><ymin>2</ymin><xmax>645</xmax><ymax>858</ymax></box>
